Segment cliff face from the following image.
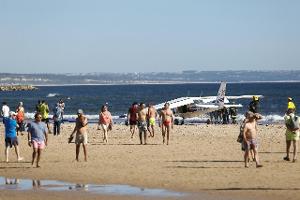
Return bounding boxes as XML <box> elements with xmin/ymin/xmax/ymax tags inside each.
<box><xmin>0</xmin><ymin>85</ymin><xmax>37</xmax><ymax>91</ymax></box>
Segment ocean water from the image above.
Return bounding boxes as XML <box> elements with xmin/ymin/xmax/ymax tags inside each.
<box><xmin>0</xmin><ymin>82</ymin><xmax>299</xmax><ymax>124</ymax></box>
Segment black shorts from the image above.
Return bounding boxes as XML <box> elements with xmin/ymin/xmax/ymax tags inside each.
<box><xmin>130</xmin><ymin>120</ymin><xmax>137</xmax><ymax>126</ymax></box>
<box><xmin>5</xmin><ymin>137</ymin><xmax>18</xmax><ymax>148</ymax></box>
<box><xmin>42</xmin><ymin>118</ymin><xmax>49</xmax><ymax>123</ymax></box>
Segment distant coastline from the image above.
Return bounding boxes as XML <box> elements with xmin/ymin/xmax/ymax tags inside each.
<box><xmin>1</xmin><ymin>70</ymin><xmax>300</xmax><ymax>86</ymax></box>
<box><xmin>33</xmin><ymin>80</ymin><xmax>300</xmax><ymax>87</ymax></box>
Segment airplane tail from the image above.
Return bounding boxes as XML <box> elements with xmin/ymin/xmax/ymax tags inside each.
<box><xmin>216</xmin><ymin>82</ymin><xmax>226</xmax><ymax>106</ymax></box>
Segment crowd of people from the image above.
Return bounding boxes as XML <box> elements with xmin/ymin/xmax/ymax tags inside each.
<box><xmin>0</xmin><ymin>96</ymin><xmax>299</xmax><ymax>169</ymax></box>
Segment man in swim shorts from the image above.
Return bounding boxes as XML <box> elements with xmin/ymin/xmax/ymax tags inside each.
<box><xmin>283</xmin><ymin>108</ymin><xmax>299</xmax><ymax>162</ymax></box>
<box><xmin>27</xmin><ymin>112</ymin><xmax>48</xmax><ymax>168</ymax></box>
<box><xmin>159</xmin><ymin>103</ymin><xmax>174</xmax><ymax>145</ymax></box>
<box><xmin>4</xmin><ymin>111</ymin><xmax>23</xmax><ymax>162</ymax></box>
<box><xmin>127</xmin><ymin>102</ymin><xmax>138</xmax><ymax>138</ymax></box>
<box><xmin>69</xmin><ymin>109</ymin><xmax>88</xmax><ymax>162</ymax></box>
<box><xmin>242</xmin><ymin>111</ymin><xmax>263</xmax><ymax>168</ymax></box>
<box><xmin>137</xmin><ymin>103</ymin><xmax>148</xmax><ymax>145</ymax></box>
<box><xmin>147</xmin><ymin>103</ymin><xmax>157</xmax><ymax>137</ymax></box>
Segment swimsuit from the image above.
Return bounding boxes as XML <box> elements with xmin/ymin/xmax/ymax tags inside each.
<box><xmin>243</xmin><ymin>138</ymin><xmax>258</xmax><ymax>151</ymax></box>
<box><xmin>163</xmin><ymin>120</ymin><xmax>171</xmax><ymax>126</ymax></box>
<box><xmin>75</xmin><ymin>132</ymin><xmax>88</xmax><ymax>145</ymax></box>
<box><xmin>148</xmin><ymin>117</ymin><xmax>155</xmax><ymax>126</ymax></box>
<box><xmin>138</xmin><ymin>121</ymin><xmax>147</xmax><ymax>132</ymax></box>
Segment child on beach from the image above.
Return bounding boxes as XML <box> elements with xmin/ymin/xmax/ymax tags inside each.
<box><xmin>69</xmin><ymin>109</ymin><xmax>88</xmax><ymax>162</ymax></box>
<box><xmin>242</xmin><ymin>111</ymin><xmax>263</xmax><ymax>168</ymax></box>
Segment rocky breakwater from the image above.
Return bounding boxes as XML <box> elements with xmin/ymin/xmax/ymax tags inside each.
<box><xmin>0</xmin><ymin>85</ymin><xmax>38</xmax><ymax>91</ymax></box>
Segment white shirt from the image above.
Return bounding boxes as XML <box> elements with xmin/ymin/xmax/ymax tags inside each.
<box><xmin>2</xmin><ymin>105</ymin><xmax>10</xmax><ymax>117</ymax></box>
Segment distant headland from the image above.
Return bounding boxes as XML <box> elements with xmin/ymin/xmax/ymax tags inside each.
<box><xmin>0</xmin><ymin>84</ymin><xmax>38</xmax><ymax>91</ymax></box>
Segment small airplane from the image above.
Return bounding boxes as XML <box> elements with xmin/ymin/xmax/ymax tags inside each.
<box><xmin>154</xmin><ymin>82</ymin><xmax>263</xmax><ymax>119</ymax></box>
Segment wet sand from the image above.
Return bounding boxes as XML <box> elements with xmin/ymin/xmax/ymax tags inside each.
<box><xmin>0</xmin><ymin>123</ymin><xmax>299</xmax><ymax>200</ymax></box>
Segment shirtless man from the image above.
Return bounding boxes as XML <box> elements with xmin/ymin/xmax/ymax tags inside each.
<box><xmin>137</xmin><ymin>103</ymin><xmax>148</xmax><ymax>145</ymax></box>
<box><xmin>243</xmin><ymin>111</ymin><xmax>263</xmax><ymax>168</ymax></box>
<box><xmin>147</xmin><ymin>103</ymin><xmax>157</xmax><ymax>137</ymax></box>
<box><xmin>159</xmin><ymin>103</ymin><xmax>174</xmax><ymax>145</ymax></box>
<box><xmin>69</xmin><ymin>109</ymin><xmax>88</xmax><ymax>162</ymax></box>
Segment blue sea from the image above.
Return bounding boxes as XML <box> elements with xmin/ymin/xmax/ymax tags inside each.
<box><xmin>0</xmin><ymin>82</ymin><xmax>299</xmax><ymax>124</ymax></box>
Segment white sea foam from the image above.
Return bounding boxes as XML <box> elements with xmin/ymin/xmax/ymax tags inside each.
<box><xmin>46</xmin><ymin>93</ymin><xmax>60</xmax><ymax>97</ymax></box>
<box><xmin>24</xmin><ymin>112</ymin><xmax>285</xmax><ymax>124</ymax></box>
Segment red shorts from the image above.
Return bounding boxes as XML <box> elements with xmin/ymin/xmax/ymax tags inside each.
<box><xmin>163</xmin><ymin>120</ymin><xmax>171</xmax><ymax>126</ymax></box>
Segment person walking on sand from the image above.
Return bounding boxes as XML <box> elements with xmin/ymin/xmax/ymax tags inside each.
<box><xmin>53</xmin><ymin>103</ymin><xmax>63</xmax><ymax>136</ymax></box>
<box><xmin>98</xmin><ymin>105</ymin><xmax>113</xmax><ymax>143</ymax></box>
<box><xmin>127</xmin><ymin>102</ymin><xmax>138</xmax><ymax>138</ymax></box>
<box><xmin>283</xmin><ymin>108</ymin><xmax>299</xmax><ymax>162</ymax></box>
<box><xmin>242</xmin><ymin>111</ymin><xmax>263</xmax><ymax>168</ymax></box>
<box><xmin>16</xmin><ymin>102</ymin><xmax>25</xmax><ymax>135</ymax></box>
<box><xmin>69</xmin><ymin>109</ymin><xmax>88</xmax><ymax>162</ymax></box>
<box><xmin>40</xmin><ymin>100</ymin><xmax>51</xmax><ymax>133</ymax></box>
<box><xmin>147</xmin><ymin>103</ymin><xmax>157</xmax><ymax>137</ymax></box>
<box><xmin>159</xmin><ymin>103</ymin><xmax>174</xmax><ymax>145</ymax></box>
<box><xmin>27</xmin><ymin>112</ymin><xmax>48</xmax><ymax>168</ymax></box>
<box><xmin>4</xmin><ymin>111</ymin><xmax>23</xmax><ymax>163</ymax></box>
<box><xmin>137</xmin><ymin>103</ymin><xmax>148</xmax><ymax>145</ymax></box>
<box><xmin>1</xmin><ymin>102</ymin><xmax>10</xmax><ymax>123</ymax></box>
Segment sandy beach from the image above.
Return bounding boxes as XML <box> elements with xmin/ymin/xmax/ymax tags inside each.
<box><xmin>0</xmin><ymin>123</ymin><xmax>299</xmax><ymax>200</ymax></box>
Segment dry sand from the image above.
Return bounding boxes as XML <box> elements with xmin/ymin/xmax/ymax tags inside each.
<box><xmin>0</xmin><ymin>123</ymin><xmax>299</xmax><ymax>200</ymax></box>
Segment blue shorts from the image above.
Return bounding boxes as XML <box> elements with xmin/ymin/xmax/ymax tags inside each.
<box><xmin>5</xmin><ymin>137</ymin><xmax>19</xmax><ymax>148</ymax></box>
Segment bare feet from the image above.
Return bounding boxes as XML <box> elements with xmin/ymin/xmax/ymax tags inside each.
<box><xmin>17</xmin><ymin>157</ymin><xmax>24</xmax><ymax>162</ymax></box>
<box><xmin>256</xmin><ymin>164</ymin><xmax>263</xmax><ymax>168</ymax></box>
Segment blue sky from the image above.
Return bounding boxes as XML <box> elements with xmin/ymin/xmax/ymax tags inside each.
<box><xmin>0</xmin><ymin>0</ymin><xmax>299</xmax><ymax>73</ymax></box>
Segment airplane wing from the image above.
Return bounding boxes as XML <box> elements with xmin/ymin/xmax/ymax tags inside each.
<box><xmin>154</xmin><ymin>97</ymin><xmax>197</xmax><ymax>110</ymax></box>
<box><xmin>226</xmin><ymin>95</ymin><xmax>264</xmax><ymax>99</ymax></box>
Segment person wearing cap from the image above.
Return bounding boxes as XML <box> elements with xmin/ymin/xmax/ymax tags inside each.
<box><xmin>16</xmin><ymin>102</ymin><xmax>25</xmax><ymax>135</ymax></box>
<box><xmin>288</xmin><ymin>97</ymin><xmax>296</xmax><ymax>111</ymax></box>
<box><xmin>3</xmin><ymin>111</ymin><xmax>23</xmax><ymax>162</ymax></box>
<box><xmin>283</xmin><ymin>108</ymin><xmax>299</xmax><ymax>162</ymax></box>
<box><xmin>69</xmin><ymin>109</ymin><xmax>88</xmax><ymax>162</ymax></box>
<box><xmin>27</xmin><ymin>112</ymin><xmax>48</xmax><ymax>167</ymax></box>
<box><xmin>248</xmin><ymin>96</ymin><xmax>260</xmax><ymax>113</ymax></box>
<box><xmin>242</xmin><ymin>111</ymin><xmax>263</xmax><ymax>168</ymax></box>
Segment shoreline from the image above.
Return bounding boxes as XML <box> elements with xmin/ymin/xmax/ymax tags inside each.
<box><xmin>1</xmin><ymin>124</ymin><xmax>299</xmax><ymax>200</ymax></box>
